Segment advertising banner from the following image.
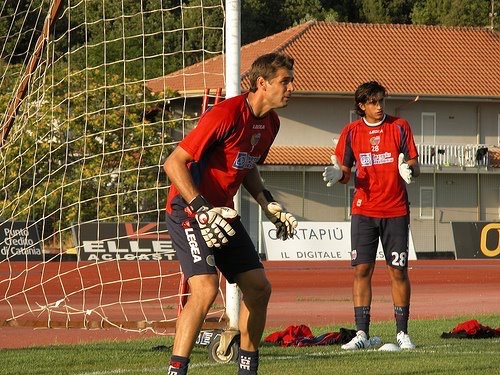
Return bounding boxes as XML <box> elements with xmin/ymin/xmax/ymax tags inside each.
<box><xmin>73</xmin><ymin>222</ymin><xmax>176</xmax><ymax>261</ymax></box>
<box><xmin>0</xmin><ymin>221</ymin><xmax>43</xmax><ymax>261</ymax></box>
<box><xmin>263</xmin><ymin>221</ymin><xmax>416</xmax><ymax>261</ymax></box>
<box><xmin>451</xmin><ymin>222</ymin><xmax>500</xmax><ymax>259</ymax></box>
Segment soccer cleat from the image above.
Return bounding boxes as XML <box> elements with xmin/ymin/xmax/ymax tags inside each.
<box><xmin>397</xmin><ymin>331</ymin><xmax>416</xmax><ymax>349</ymax></box>
<box><xmin>341</xmin><ymin>330</ymin><xmax>371</xmax><ymax>350</ymax></box>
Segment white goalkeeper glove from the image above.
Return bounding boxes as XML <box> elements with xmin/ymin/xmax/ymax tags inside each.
<box><xmin>398</xmin><ymin>153</ymin><xmax>413</xmax><ymax>184</ymax></box>
<box><xmin>323</xmin><ymin>155</ymin><xmax>343</xmax><ymax>187</ymax></box>
<box><xmin>265</xmin><ymin>202</ymin><xmax>298</xmax><ymax>240</ymax></box>
<box><xmin>261</xmin><ymin>189</ymin><xmax>298</xmax><ymax>240</ymax></box>
<box><xmin>189</xmin><ymin>195</ymin><xmax>237</xmax><ymax>248</ymax></box>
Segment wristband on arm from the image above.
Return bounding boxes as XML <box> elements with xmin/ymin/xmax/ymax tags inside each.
<box><xmin>262</xmin><ymin>189</ymin><xmax>275</xmax><ymax>203</ymax></box>
<box><xmin>189</xmin><ymin>195</ymin><xmax>211</xmax><ymax>212</ymax></box>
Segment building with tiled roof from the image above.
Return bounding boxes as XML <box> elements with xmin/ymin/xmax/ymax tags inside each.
<box><xmin>150</xmin><ymin>21</ymin><xmax>500</xmax><ymax>255</ymax></box>
<box><xmin>148</xmin><ymin>21</ymin><xmax>500</xmax><ymax>98</ymax></box>
<box><xmin>148</xmin><ymin>21</ymin><xmax>500</xmax><ymax>166</ymax></box>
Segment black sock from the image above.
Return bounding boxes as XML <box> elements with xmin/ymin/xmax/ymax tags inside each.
<box><xmin>394</xmin><ymin>305</ymin><xmax>410</xmax><ymax>334</ymax></box>
<box><xmin>238</xmin><ymin>348</ymin><xmax>259</xmax><ymax>375</ymax></box>
<box><xmin>168</xmin><ymin>355</ymin><xmax>189</xmax><ymax>375</ymax></box>
<box><xmin>354</xmin><ymin>305</ymin><xmax>371</xmax><ymax>336</ymax></box>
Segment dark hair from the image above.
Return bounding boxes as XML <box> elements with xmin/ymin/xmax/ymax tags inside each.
<box><xmin>248</xmin><ymin>53</ymin><xmax>294</xmax><ymax>92</ymax></box>
<box><xmin>354</xmin><ymin>81</ymin><xmax>387</xmax><ymax>117</ymax></box>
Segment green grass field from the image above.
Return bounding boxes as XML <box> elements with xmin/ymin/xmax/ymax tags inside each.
<box><xmin>1</xmin><ymin>314</ymin><xmax>499</xmax><ymax>375</ymax></box>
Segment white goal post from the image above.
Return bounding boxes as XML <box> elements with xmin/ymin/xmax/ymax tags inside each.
<box><xmin>0</xmin><ymin>0</ymin><xmax>241</xmax><ymax>335</ymax></box>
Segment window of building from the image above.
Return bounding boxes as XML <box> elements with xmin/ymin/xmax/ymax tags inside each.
<box><xmin>419</xmin><ymin>186</ymin><xmax>434</xmax><ymax>219</ymax></box>
<box><xmin>421</xmin><ymin>112</ymin><xmax>436</xmax><ymax>145</ymax></box>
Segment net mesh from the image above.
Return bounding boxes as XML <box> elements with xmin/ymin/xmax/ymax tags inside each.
<box><xmin>0</xmin><ymin>0</ymin><xmax>226</xmax><ymax>334</ymax></box>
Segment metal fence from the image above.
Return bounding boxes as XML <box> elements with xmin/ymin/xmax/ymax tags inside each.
<box><xmin>418</xmin><ymin>144</ymin><xmax>489</xmax><ymax>168</ymax></box>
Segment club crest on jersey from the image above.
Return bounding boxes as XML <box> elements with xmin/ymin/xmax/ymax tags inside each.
<box><xmin>250</xmin><ymin>133</ymin><xmax>261</xmax><ymax>153</ymax></box>
<box><xmin>351</xmin><ymin>249</ymin><xmax>357</xmax><ymax>261</ymax></box>
<box><xmin>370</xmin><ymin>136</ymin><xmax>380</xmax><ymax>146</ymax></box>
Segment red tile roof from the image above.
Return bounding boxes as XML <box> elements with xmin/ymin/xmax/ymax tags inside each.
<box><xmin>146</xmin><ymin>21</ymin><xmax>312</xmax><ymax>95</ymax></box>
<box><xmin>147</xmin><ymin>21</ymin><xmax>500</xmax><ymax>98</ymax></box>
<box><xmin>263</xmin><ymin>145</ymin><xmax>500</xmax><ymax>167</ymax></box>
<box><xmin>263</xmin><ymin>145</ymin><xmax>333</xmax><ymax>165</ymax></box>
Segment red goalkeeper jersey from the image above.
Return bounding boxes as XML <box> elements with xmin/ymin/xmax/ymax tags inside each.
<box><xmin>166</xmin><ymin>92</ymin><xmax>280</xmax><ymax>213</ymax></box>
<box><xmin>335</xmin><ymin>115</ymin><xmax>418</xmax><ymax>218</ymax></box>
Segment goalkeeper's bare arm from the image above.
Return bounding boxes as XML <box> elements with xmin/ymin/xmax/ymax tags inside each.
<box><xmin>243</xmin><ymin>167</ymin><xmax>298</xmax><ymax>240</ymax></box>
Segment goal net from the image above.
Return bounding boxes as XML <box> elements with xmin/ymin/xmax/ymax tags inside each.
<box><xmin>0</xmin><ymin>0</ymin><xmax>228</xmax><ymax>334</ymax></box>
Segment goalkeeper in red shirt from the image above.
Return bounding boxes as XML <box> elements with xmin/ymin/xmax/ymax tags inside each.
<box><xmin>164</xmin><ymin>53</ymin><xmax>298</xmax><ymax>375</ymax></box>
<box><xmin>323</xmin><ymin>81</ymin><xmax>420</xmax><ymax>350</ymax></box>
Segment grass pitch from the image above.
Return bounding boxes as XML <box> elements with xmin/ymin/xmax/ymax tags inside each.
<box><xmin>1</xmin><ymin>314</ymin><xmax>498</xmax><ymax>374</ymax></box>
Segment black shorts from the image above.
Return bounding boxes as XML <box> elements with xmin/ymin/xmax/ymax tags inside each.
<box><xmin>165</xmin><ymin>196</ymin><xmax>263</xmax><ymax>283</ymax></box>
<box><xmin>350</xmin><ymin>214</ymin><xmax>410</xmax><ymax>270</ymax></box>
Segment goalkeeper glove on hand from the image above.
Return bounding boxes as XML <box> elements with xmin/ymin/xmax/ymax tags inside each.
<box><xmin>265</xmin><ymin>202</ymin><xmax>298</xmax><ymax>240</ymax></box>
<box><xmin>323</xmin><ymin>155</ymin><xmax>343</xmax><ymax>187</ymax></box>
<box><xmin>398</xmin><ymin>153</ymin><xmax>413</xmax><ymax>184</ymax></box>
<box><xmin>189</xmin><ymin>195</ymin><xmax>237</xmax><ymax>248</ymax></box>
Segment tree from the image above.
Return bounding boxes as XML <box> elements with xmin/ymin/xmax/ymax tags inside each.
<box><xmin>0</xmin><ymin>66</ymin><xmax>179</xmax><ymax>243</ymax></box>
<box><xmin>359</xmin><ymin>0</ymin><xmax>418</xmax><ymax>24</ymax></box>
<box><xmin>281</xmin><ymin>0</ymin><xmax>324</xmax><ymax>25</ymax></box>
<box><xmin>241</xmin><ymin>0</ymin><xmax>289</xmax><ymax>45</ymax></box>
<box><xmin>322</xmin><ymin>0</ymin><xmax>362</xmax><ymax>22</ymax></box>
<box><xmin>411</xmin><ymin>0</ymin><xmax>491</xmax><ymax>27</ymax></box>
<box><xmin>0</xmin><ymin>0</ymin><xmax>48</xmax><ymax>64</ymax></box>
<box><xmin>52</xmin><ymin>0</ymin><xmax>223</xmax><ymax>81</ymax></box>
<box><xmin>180</xmin><ymin>0</ymin><xmax>225</xmax><ymax>68</ymax></box>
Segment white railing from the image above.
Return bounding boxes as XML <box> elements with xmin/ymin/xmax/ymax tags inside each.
<box><xmin>417</xmin><ymin>144</ymin><xmax>489</xmax><ymax>168</ymax></box>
